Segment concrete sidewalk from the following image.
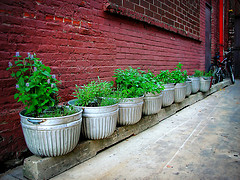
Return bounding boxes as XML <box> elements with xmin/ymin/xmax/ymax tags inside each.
<box><xmin>1</xmin><ymin>80</ymin><xmax>239</xmax><ymax>180</ymax></box>
<box><xmin>52</xmin><ymin>80</ymin><xmax>240</xmax><ymax>180</ymax></box>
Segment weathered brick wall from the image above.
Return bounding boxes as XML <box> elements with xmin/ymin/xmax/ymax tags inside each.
<box><xmin>105</xmin><ymin>0</ymin><xmax>201</xmax><ymax>40</ymax></box>
<box><xmin>211</xmin><ymin>0</ymin><xmax>220</xmax><ymax>57</ymax></box>
<box><xmin>0</xmin><ymin>0</ymin><xmax>220</xmax><ymax>169</ymax></box>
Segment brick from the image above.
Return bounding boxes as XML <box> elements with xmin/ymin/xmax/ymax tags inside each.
<box><xmin>154</xmin><ymin>0</ymin><xmax>161</xmax><ymax>7</ymax></box>
<box><xmin>135</xmin><ymin>5</ymin><xmax>144</xmax><ymax>13</ymax></box>
<box><xmin>111</xmin><ymin>0</ymin><xmax>123</xmax><ymax>6</ymax></box>
<box><xmin>55</xmin><ymin>16</ymin><xmax>64</xmax><ymax>22</ymax></box>
<box><xmin>140</xmin><ymin>0</ymin><xmax>149</xmax><ymax>8</ymax></box>
<box><xmin>129</xmin><ymin>0</ymin><xmax>139</xmax><ymax>4</ymax></box>
<box><xmin>123</xmin><ymin>0</ymin><xmax>134</xmax><ymax>10</ymax></box>
<box><xmin>150</xmin><ymin>4</ymin><xmax>157</xmax><ymax>13</ymax></box>
<box><xmin>145</xmin><ymin>9</ymin><xmax>153</xmax><ymax>17</ymax></box>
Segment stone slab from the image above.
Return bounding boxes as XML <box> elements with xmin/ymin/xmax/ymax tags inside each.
<box><xmin>23</xmin><ymin>80</ymin><xmax>231</xmax><ymax>180</ymax></box>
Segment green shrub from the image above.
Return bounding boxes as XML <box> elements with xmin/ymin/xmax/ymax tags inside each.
<box><xmin>140</xmin><ymin>70</ymin><xmax>165</xmax><ymax>94</ymax></box>
<box><xmin>7</xmin><ymin>52</ymin><xmax>60</xmax><ymax>117</ymax></box>
<box><xmin>193</xmin><ymin>70</ymin><xmax>212</xmax><ymax>77</ymax></box>
<box><xmin>113</xmin><ymin>67</ymin><xmax>164</xmax><ymax>98</ymax></box>
<box><xmin>73</xmin><ymin>78</ymin><xmax>118</xmax><ymax>107</ymax></box>
<box><xmin>155</xmin><ymin>70</ymin><xmax>174</xmax><ymax>84</ymax></box>
<box><xmin>171</xmin><ymin>63</ymin><xmax>188</xmax><ymax>83</ymax></box>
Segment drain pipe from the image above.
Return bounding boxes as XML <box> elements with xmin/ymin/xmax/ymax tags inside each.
<box><xmin>219</xmin><ymin>0</ymin><xmax>224</xmax><ymax>61</ymax></box>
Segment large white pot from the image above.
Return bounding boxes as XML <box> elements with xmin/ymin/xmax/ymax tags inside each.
<box><xmin>68</xmin><ymin>99</ymin><xmax>118</xmax><ymax>140</ymax></box>
<box><xmin>189</xmin><ymin>77</ymin><xmax>200</xmax><ymax>93</ymax></box>
<box><xmin>143</xmin><ymin>92</ymin><xmax>163</xmax><ymax>115</ymax></box>
<box><xmin>174</xmin><ymin>82</ymin><xmax>186</xmax><ymax>103</ymax></box>
<box><xmin>200</xmin><ymin>76</ymin><xmax>211</xmax><ymax>92</ymax></box>
<box><xmin>118</xmin><ymin>96</ymin><xmax>143</xmax><ymax>126</ymax></box>
<box><xmin>186</xmin><ymin>80</ymin><xmax>192</xmax><ymax>96</ymax></box>
<box><xmin>20</xmin><ymin>106</ymin><xmax>83</xmax><ymax>157</ymax></box>
<box><xmin>162</xmin><ymin>83</ymin><xmax>175</xmax><ymax>107</ymax></box>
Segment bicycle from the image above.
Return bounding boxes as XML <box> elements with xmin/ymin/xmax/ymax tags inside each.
<box><xmin>208</xmin><ymin>48</ymin><xmax>235</xmax><ymax>84</ymax></box>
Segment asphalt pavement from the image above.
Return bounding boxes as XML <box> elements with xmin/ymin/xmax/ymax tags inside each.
<box><xmin>52</xmin><ymin>80</ymin><xmax>240</xmax><ymax>180</ymax></box>
<box><xmin>1</xmin><ymin>80</ymin><xmax>239</xmax><ymax>180</ymax></box>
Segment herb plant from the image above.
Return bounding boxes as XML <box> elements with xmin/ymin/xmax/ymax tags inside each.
<box><xmin>171</xmin><ymin>63</ymin><xmax>188</xmax><ymax>83</ymax></box>
<box><xmin>73</xmin><ymin>78</ymin><xmax>119</xmax><ymax>107</ymax></box>
<box><xmin>155</xmin><ymin>70</ymin><xmax>174</xmax><ymax>84</ymax></box>
<box><xmin>113</xmin><ymin>67</ymin><xmax>165</xmax><ymax>98</ymax></box>
<box><xmin>113</xmin><ymin>67</ymin><xmax>145</xmax><ymax>98</ymax></box>
<box><xmin>193</xmin><ymin>70</ymin><xmax>204</xmax><ymax>77</ymax></box>
<box><xmin>7</xmin><ymin>52</ymin><xmax>60</xmax><ymax>117</ymax></box>
<box><xmin>140</xmin><ymin>70</ymin><xmax>165</xmax><ymax>95</ymax></box>
<box><xmin>203</xmin><ymin>70</ymin><xmax>213</xmax><ymax>77</ymax></box>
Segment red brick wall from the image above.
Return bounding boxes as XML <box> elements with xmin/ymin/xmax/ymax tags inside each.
<box><xmin>0</xmin><ymin>0</ymin><xmax>220</xmax><ymax>168</ymax></box>
<box><xmin>211</xmin><ymin>0</ymin><xmax>220</xmax><ymax>57</ymax></box>
<box><xmin>105</xmin><ymin>0</ymin><xmax>201</xmax><ymax>40</ymax></box>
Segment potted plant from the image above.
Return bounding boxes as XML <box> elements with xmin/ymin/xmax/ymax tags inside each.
<box><xmin>171</xmin><ymin>63</ymin><xmax>187</xmax><ymax>103</ymax></box>
<box><xmin>69</xmin><ymin>78</ymin><xmax>119</xmax><ymax>140</ymax></box>
<box><xmin>189</xmin><ymin>69</ymin><xmax>201</xmax><ymax>93</ymax></box>
<box><xmin>155</xmin><ymin>70</ymin><xmax>175</xmax><ymax>107</ymax></box>
<box><xmin>7</xmin><ymin>52</ymin><xmax>83</xmax><ymax>157</ymax></box>
<box><xmin>186</xmin><ymin>78</ymin><xmax>192</xmax><ymax>97</ymax></box>
<box><xmin>199</xmin><ymin>70</ymin><xmax>212</xmax><ymax>92</ymax></box>
<box><xmin>141</xmin><ymin>70</ymin><xmax>165</xmax><ymax>115</ymax></box>
<box><xmin>113</xmin><ymin>67</ymin><xmax>145</xmax><ymax>126</ymax></box>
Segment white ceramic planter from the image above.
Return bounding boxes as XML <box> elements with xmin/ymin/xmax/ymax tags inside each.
<box><xmin>200</xmin><ymin>76</ymin><xmax>211</xmax><ymax>92</ymax></box>
<box><xmin>174</xmin><ymin>82</ymin><xmax>186</xmax><ymax>103</ymax></box>
<box><xmin>68</xmin><ymin>99</ymin><xmax>118</xmax><ymax>140</ymax></box>
<box><xmin>20</xmin><ymin>106</ymin><xmax>83</xmax><ymax>157</ymax></box>
<box><xmin>186</xmin><ymin>80</ymin><xmax>192</xmax><ymax>96</ymax></box>
<box><xmin>118</xmin><ymin>96</ymin><xmax>143</xmax><ymax>126</ymax></box>
<box><xmin>162</xmin><ymin>83</ymin><xmax>175</xmax><ymax>107</ymax></box>
<box><xmin>143</xmin><ymin>92</ymin><xmax>163</xmax><ymax>115</ymax></box>
<box><xmin>189</xmin><ymin>77</ymin><xmax>200</xmax><ymax>93</ymax></box>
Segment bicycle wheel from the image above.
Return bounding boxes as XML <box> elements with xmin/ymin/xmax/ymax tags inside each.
<box><xmin>208</xmin><ymin>64</ymin><xmax>219</xmax><ymax>84</ymax></box>
<box><xmin>228</xmin><ymin>64</ymin><xmax>235</xmax><ymax>84</ymax></box>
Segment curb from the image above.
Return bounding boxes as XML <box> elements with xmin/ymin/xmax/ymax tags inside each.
<box><xmin>9</xmin><ymin>80</ymin><xmax>233</xmax><ymax>180</ymax></box>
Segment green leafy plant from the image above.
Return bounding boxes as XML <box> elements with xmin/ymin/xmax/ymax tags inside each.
<box><xmin>73</xmin><ymin>78</ymin><xmax>119</xmax><ymax>107</ymax></box>
<box><xmin>113</xmin><ymin>67</ymin><xmax>145</xmax><ymax>98</ymax></box>
<box><xmin>193</xmin><ymin>69</ymin><xmax>204</xmax><ymax>77</ymax></box>
<box><xmin>193</xmin><ymin>70</ymin><xmax>212</xmax><ymax>77</ymax></box>
<box><xmin>203</xmin><ymin>70</ymin><xmax>213</xmax><ymax>77</ymax></box>
<box><xmin>171</xmin><ymin>63</ymin><xmax>188</xmax><ymax>83</ymax></box>
<box><xmin>113</xmin><ymin>67</ymin><xmax>164</xmax><ymax>98</ymax></box>
<box><xmin>7</xmin><ymin>52</ymin><xmax>61</xmax><ymax>117</ymax></box>
<box><xmin>140</xmin><ymin>70</ymin><xmax>165</xmax><ymax>95</ymax></box>
<box><xmin>155</xmin><ymin>70</ymin><xmax>174</xmax><ymax>84</ymax></box>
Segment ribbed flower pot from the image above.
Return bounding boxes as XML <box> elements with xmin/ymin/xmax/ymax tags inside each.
<box><xmin>20</xmin><ymin>107</ymin><xmax>83</xmax><ymax>157</ymax></box>
<box><xmin>143</xmin><ymin>93</ymin><xmax>163</xmax><ymax>115</ymax></box>
<box><xmin>200</xmin><ymin>76</ymin><xmax>211</xmax><ymax>92</ymax></box>
<box><xmin>162</xmin><ymin>83</ymin><xmax>175</xmax><ymax>107</ymax></box>
<box><xmin>174</xmin><ymin>82</ymin><xmax>186</xmax><ymax>103</ymax></box>
<box><xmin>118</xmin><ymin>96</ymin><xmax>143</xmax><ymax>126</ymax></box>
<box><xmin>189</xmin><ymin>77</ymin><xmax>200</xmax><ymax>93</ymax></box>
<box><xmin>68</xmin><ymin>99</ymin><xmax>118</xmax><ymax>140</ymax></box>
<box><xmin>186</xmin><ymin>80</ymin><xmax>192</xmax><ymax>96</ymax></box>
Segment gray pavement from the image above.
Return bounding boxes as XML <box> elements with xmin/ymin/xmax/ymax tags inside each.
<box><xmin>52</xmin><ymin>80</ymin><xmax>240</xmax><ymax>180</ymax></box>
<box><xmin>1</xmin><ymin>80</ymin><xmax>239</xmax><ymax>180</ymax></box>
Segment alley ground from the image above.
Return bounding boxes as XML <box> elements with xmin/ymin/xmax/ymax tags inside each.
<box><xmin>52</xmin><ymin>80</ymin><xmax>240</xmax><ymax>180</ymax></box>
<box><xmin>1</xmin><ymin>80</ymin><xmax>239</xmax><ymax>180</ymax></box>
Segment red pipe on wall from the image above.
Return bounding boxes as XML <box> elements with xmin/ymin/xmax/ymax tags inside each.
<box><xmin>219</xmin><ymin>0</ymin><xmax>224</xmax><ymax>62</ymax></box>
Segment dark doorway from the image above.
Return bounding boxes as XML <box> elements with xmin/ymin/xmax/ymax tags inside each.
<box><xmin>205</xmin><ymin>4</ymin><xmax>211</xmax><ymax>72</ymax></box>
<box><xmin>234</xmin><ymin>15</ymin><xmax>240</xmax><ymax>78</ymax></box>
